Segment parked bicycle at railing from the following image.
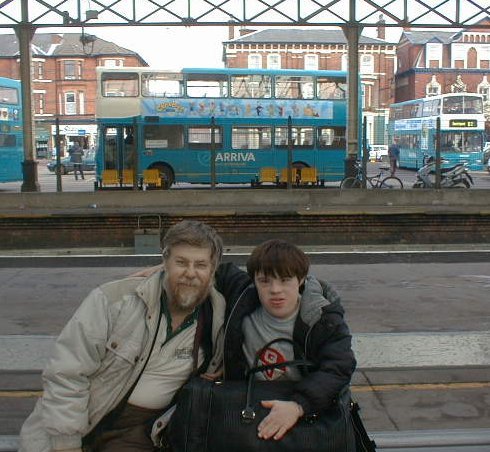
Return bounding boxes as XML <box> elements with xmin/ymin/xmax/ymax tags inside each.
<box><xmin>340</xmin><ymin>161</ymin><xmax>404</xmax><ymax>189</ymax></box>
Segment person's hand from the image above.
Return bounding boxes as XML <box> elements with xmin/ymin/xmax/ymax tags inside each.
<box><xmin>130</xmin><ymin>264</ymin><xmax>163</xmax><ymax>278</ymax></box>
<box><xmin>257</xmin><ymin>400</ymin><xmax>303</xmax><ymax>440</ymax></box>
<box><xmin>200</xmin><ymin>369</ymin><xmax>223</xmax><ymax>381</ymax></box>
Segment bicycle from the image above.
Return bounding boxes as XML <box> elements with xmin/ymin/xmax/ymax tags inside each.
<box><xmin>340</xmin><ymin>161</ymin><xmax>403</xmax><ymax>189</ymax></box>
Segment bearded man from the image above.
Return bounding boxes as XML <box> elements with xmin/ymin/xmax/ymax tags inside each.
<box><xmin>19</xmin><ymin>220</ymin><xmax>225</xmax><ymax>452</ymax></box>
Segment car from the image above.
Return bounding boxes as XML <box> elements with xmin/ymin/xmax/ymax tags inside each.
<box><xmin>484</xmin><ymin>142</ymin><xmax>490</xmax><ymax>169</ymax></box>
<box><xmin>47</xmin><ymin>150</ymin><xmax>96</xmax><ymax>175</ymax></box>
<box><xmin>368</xmin><ymin>145</ymin><xmax>388</xmax><ymax>162</ymax></box>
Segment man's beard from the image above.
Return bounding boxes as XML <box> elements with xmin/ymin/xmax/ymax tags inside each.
<box><xmin>164</xmin><ymin>277</ymin><xmax>211</xmax><ymax>313</ymax></box>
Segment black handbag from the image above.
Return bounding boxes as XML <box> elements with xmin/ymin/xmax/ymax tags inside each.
<box><xmin>167</xmin><ymin>338</ymin><xmax>361</xmax><ymax>452</ymax></box>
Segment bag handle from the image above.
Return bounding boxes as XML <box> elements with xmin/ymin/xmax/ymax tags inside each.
<box><xmin>241</xmin><ymin>337</ymin><xmax>315</xmax><ymax>423</ymax></box>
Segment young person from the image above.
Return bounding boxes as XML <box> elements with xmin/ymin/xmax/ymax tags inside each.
<box><xmin>19</xmin><ymin>220</ymin><xmax>225</xmax><ymax>452</ymax></box>
<box><xmin>215</xmin><ymin>239</ymin><xmax>356</xmax><ymax>441</ymax></box>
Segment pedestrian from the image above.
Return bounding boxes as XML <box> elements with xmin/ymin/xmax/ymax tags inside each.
<box><xmin>388</xmin><ymin>139</ymin><xmax>400</xmax><ymax>175</ymax></box>
<box><xmin>214</xmin><ymin>239</ymin><xmax>356</xmax><ymax>442</ymax></box>
<box><xmin>69</xmin><ymin>143</ymin><xmax>85</xmax><ymax>180</ymax></box>
<box><xmin>19</xmin><ymin>220</ymin><xmax>226</xmax><ymax>452</ymax></box>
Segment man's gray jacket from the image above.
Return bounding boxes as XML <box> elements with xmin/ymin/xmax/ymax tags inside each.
<box><xmin>19</xmin><ymin>270</ymin><xmax>225</xmax><ymax>452</ymax></box>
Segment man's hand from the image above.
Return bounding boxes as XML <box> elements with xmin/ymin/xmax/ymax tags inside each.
<box><xmin>257</xmin><ymin>400</ymin><xmax>303</xmax><ymax>440</ymax></box>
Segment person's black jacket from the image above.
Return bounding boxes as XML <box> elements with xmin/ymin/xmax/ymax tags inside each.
<box><xmin>215</xmin><ymin>262</ymin><xmax>356</xmax><ymax>415</ymax></box>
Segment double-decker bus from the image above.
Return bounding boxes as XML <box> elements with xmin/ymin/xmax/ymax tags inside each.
<box><xmin>388</xmin><ymin>93</ymin><xmax>486</xmax><ymax>170</ymax></box>
<box><xmin>0</xmin><ymin>77</ymin><xmax>23</xmax><ymax>183</ymax></box>
<box><xmin>95</xmin><ymin>67</ymin><xmax>352</xmax><ymax>188</ymax></box>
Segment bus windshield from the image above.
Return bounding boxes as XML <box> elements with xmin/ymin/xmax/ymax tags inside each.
<box><xmin>442</xmin><ymin>95</ymin><xmax>483</xmax><ymax>114</ymax></box>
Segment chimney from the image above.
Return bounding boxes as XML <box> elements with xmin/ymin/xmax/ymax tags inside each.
<box><xmin>228</xmin><ymin>21</ymin><xmax>234</xmax><ymax>40</ymax></box>
<box><xmin>376</xmin><ymin>14</ymin><xmax>386</xmax><ymax>40</ymax></box>
<box><xmin>239</xmin><ymin>27</ymin><xmax>255</xmax><ymax>36</ymax></box>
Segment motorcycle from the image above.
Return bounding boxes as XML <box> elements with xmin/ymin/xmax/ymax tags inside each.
<box><xmin>413</xmin><ymin>157</ymin><xmax>474</xmax><ymax>188</ymax></box>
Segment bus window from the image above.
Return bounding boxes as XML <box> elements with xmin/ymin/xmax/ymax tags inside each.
<box><xmin>318</xmin><ymin>127</ymin><xmax>346</xmax><ymax>148</ymax></box>
<box><xmin>422</xmin><ymin>100</ymin><xmax>434</xmax><ymax>116</ymax></box>
<box><xmin>188</xmin><ymin>126</ymin><xmax>223</xmax><ymax>149</ymax></box>
<box><xmin>317</xmin><ymin>77</ymin><xmax>347</xmax><ymax>99</ymax></box>
<box><xmin>101</xmin><ymin>72</ymin><xmax>139</xmax><ymax>97</ymax></box>
<box><xmin>144</xmin><ymin>125</ymin><xmax>184</xmax><ymax>149</ymax></box>
<box><xmin>463</xmin><ymin>96</ymin><xmax>483</xmax><ymax>114</ymax></box>
<box><xmin>275</xmin><ymin>126</ymin><xmax>314</xmax><ymax>147</ymax></box>
<box><xmin>443</xmin><ymin>96</ymin><xmax>463</xmax><ymax>114</ymax></box>
<box><xmin>0</xmin><ymin>134</ymin><xmax>16</xmax><ymax>147</ymax></box>
<box><xmin>187</xmin><ymin>73</ymin><xmax>228</xmax><ymax>98</ymax></box>
<box><xmin>274</xmin><ymin>76</ymin><xmax>314</xmax><ymax>99</ymax></box>
<box><xmin>231</xmin><ymin>75</ymin><xmax>271</xmax><ymax>99</ymax></box>
<box><xmin>232</xmin><ymin>127</ymin><xmax>271</xmax><ymax>149</ymax></box>
<box><xmin>141</xmin><ymin>72</ymin><xmax>183</xmax><ymax>97</ymax></box>
<box><xmin>0</xmin><ymin>86</ymin><xmax>18</xmax><ymax>104</ymax></box>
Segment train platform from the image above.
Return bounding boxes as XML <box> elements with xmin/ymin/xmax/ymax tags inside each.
<box><xmin>1</xmin><ymin>251</ymin><xmax>490</xmax><ymax>450</ymax></box>
<box><xmin>1</xmin><ymin>332</ymin><xmax>489</xmax><ymax>451</ymax></box>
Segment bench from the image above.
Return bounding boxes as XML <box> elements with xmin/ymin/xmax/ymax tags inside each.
<box><xmin>1</xmin><ymin>332</ymin><xmax>490</xmax><ymax>451</ymax></box>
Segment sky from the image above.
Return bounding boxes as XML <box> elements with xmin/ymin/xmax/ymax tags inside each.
<box><xmin>94</xmin><ymin>25</ymin><xmax>230</xmax><ymax>68</ymax></box>
<box><xmin>92</xmin><ymin>24</ymin><xmax>403</xmax><ymax>69</ymax></box>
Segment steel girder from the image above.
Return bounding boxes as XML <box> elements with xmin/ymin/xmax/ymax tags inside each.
<box><xmin>0</xmin><ymin>0</ymin><xmax>488</xmax><ymax>29</ymax></box>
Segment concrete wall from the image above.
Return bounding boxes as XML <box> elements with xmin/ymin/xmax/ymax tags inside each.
<box><xmin>2</xmin><ymin>189</ymin><xmax>490</xmax><ymax>214</ymax></box>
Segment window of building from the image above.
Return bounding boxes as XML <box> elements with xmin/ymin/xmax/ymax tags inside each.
<box><xmin>63</xmin><ymin>60</ymin><xmax>82</xmax><ymax>80</ymax></box>
<box><xmin>452</xmin><ymin>44</ymin><xmax>466</xmax><ymax>68</ymax></box>
<box><xmin>267</xmin><ymin>54</ymin><xmax>281</xmax><ymax>70</ymax></box>
<box><xmin>34</xmin><ymin>92</ymin><xmax>45</xmax><ymax>115</ymax></box>
<box><xmin>79</xmin><ymin>92</ymin><xmax>85</xmax><ymax>115</ymax></box>
<box><xmin>426</xmin><ymin>75</ymin><xmax>441</xmax><ymax>96</ymax></box>
<box><xmin>248</xmin><ymin>54</ymin><xmax>262</xmax><ymax>69</ymax></box>
<box><xmin>360</xmin><ymin>55</ymin><xmax>374</xmax><ymax>74</ymax></box>
<box><xmin>64</xmin><ymin>92</ymin><xmax>77</xmax><ymax>115</ymax></box>
<box><xmin>426</xmin><ymin>43</ymin><xmax>442</xmax><ymax>68</ymax></box>
<box><xmin>102</xmin><ymin>59</ymin><xmax>123</xmax><ymax>68</ymax></box>
<box><xmin>480</xmin><ymin>44</ymin><xmax>490</xmax><ymax>68</ymax></box>
<box><xmin>478</xmin><ymin>76</ymin><xmax>490</xmax><ymax>102</ymax></box>
<box><xmin>304</xmin><ymin>54</ymin><xmax>319</xmax><ymax>70</ymax></box>
<box><xmin>32</xmin><ymin>60</ymin><xmax>44</xmax><ymax>80</ymax></box>
<box><xmin>341</xmin><ymin>54</ymin><xmax>348</xmax><ymax>72</ymax></box>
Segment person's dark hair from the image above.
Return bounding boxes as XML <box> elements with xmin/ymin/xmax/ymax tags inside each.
<box><xmin>246</xmin><ymin>239</ymin><xmax>309</xmax><ymax>281</ymax></box>
<box><xmin>161</xmin><ymin>220</ymin><xmax>223</xmax><ymax>268</ymax></box>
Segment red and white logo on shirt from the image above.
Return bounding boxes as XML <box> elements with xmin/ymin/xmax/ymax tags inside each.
<box><xmin>258</xmin><ymin>347</ymin><xmax>286</xmax><ymax>380</ymax></box>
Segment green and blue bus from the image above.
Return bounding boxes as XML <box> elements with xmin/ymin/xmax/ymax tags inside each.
<box><xmin>388</xmin><ymin>93</ymin><xmax>486</xmax><ymax>170</ymax></box>
<box><xmin>95</xmin><ymin>67</ymin><xmax>351</xmax><ymax>188</ymax></box>
<box><xmin>0</xmin><ymin>77</ymin><xmax>23</xmax><ymax>183</ymax></box>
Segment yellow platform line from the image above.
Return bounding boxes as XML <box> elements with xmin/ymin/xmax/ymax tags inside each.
<box><xmin>1</xmin><ymin>381</ymin><xmax>490</xmax><ymax>398</ymax></box>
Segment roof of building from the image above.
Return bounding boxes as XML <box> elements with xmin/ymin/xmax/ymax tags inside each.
<box><xmin>0</xmin><ymin>32</ymin><xmax>148</xmax><ymax>64</ymax></box>
<box><xmin>400</xmin><ymin>30</ymin><xmax>459</xmax><ymax>45</ymax></box>
<box><xmin>225</xmin><ymin>28</ymin><xmax>394</xmax><ymax>45</ymax></box>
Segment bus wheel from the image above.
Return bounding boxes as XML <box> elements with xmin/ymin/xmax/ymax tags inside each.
<box><xmin>151</xmin><ymin>164</ymin><xmax>174</xmax><ymax>189</ymax></box>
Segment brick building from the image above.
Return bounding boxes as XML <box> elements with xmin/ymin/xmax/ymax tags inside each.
<box><xmin>222</xmin><ymin>26</ymin><xmax>397</xmax><ymax>146</ymax></box>
<box><xmin>0</xmin><ymin>32</ymin><xmax>147</xmax><ymax>157</ymax></box>
<box><xmin>394</xmin><ymin>18</ymin><xmax>490</xmax><ymax>136</ymax></box>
